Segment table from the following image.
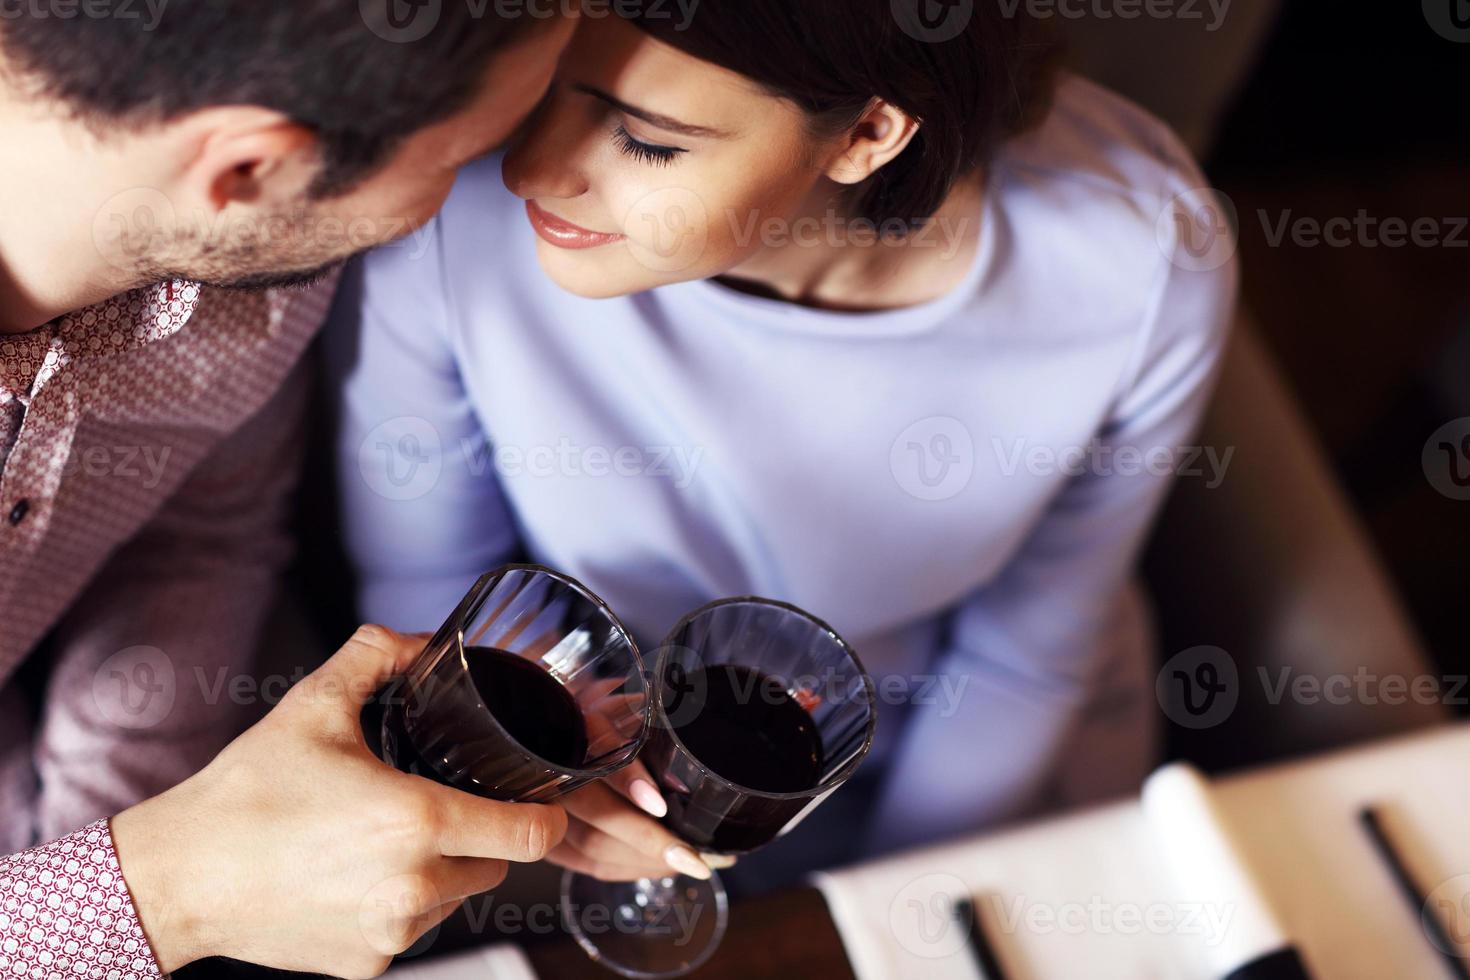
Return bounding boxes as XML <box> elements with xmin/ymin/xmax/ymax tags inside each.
<box><xmin>525</xmin><ymin>887</ymin><xmax>854</xmax><ymax>980</ymax></box>
<box><xmin>378</xmin><ymin>723</ymin><xmax>1470</xmax><ymax>979</ymax></box>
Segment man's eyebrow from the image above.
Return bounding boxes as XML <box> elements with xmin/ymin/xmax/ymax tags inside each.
<box><xmin>571</xmin><ymin>83</ymin><xmax>731</xmax><ymax>139</ymax></box>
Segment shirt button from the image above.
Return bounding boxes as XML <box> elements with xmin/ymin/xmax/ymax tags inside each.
<box><xmin>8</xmin><ymin>499</ymin><xmax>30</xmax><ymax>526</ymax></box>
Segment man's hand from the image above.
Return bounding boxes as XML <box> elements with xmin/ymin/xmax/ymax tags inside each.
<box><xmin>111</xmin><ymin>625</ymin><xmax>568</xmax><ymax>979</ymax></box>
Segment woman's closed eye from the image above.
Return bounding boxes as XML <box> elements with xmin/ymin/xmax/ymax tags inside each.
<box><xmin>613</xmin><ymin>125</ymin><xmax>687</xmax><ymax>167</ymax></box>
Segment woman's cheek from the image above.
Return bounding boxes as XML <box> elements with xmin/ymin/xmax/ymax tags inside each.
<box><xmin>617</xmin><ymin>181</ymin><xmax>717</xmax><ymax>278</ymax></box>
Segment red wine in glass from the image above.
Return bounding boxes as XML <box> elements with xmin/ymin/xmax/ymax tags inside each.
<box><xmin>647</xmin><ymin>663</ymin><xmax>826</xmax><ymax>853</ymax></box>
<box><xmin>371</xmin><ymin>565</ymin><xmax>650</xmax><ymax>804</ymax></box>
<box><xmin>380</xmin><ymin>645</ymin><xmax>593</xmax><ymax>795</ymax></box>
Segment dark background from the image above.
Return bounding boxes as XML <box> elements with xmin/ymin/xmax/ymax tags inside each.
<box><xmin>1207</xmin><ymin>0</ymin><xmax>1469</xmax><ymax>683</ymax></box>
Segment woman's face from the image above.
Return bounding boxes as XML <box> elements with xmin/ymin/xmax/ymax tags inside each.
<box><xmin>502</xmin><ymin>17</ymin><xmax>838</xmax><ymax>298</ymax></box>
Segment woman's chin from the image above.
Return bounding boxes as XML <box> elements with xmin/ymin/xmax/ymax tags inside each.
<box><xmin>533</xmin><ymin>242</ymin><xmax>652</xmax><ymax>299</ymax></box>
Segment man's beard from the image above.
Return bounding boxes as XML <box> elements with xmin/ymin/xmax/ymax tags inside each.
<box><xmin>194</xmin><ymin>259</ymin><xmax>347</xmax><ymax>293</ymax></box>
<box><xmin>133</xmin><ymin>205</ymin><xmax>359</xmax><ymax>293</ymax></box>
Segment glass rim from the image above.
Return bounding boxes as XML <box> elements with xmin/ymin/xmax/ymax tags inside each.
<box><xmin>651</xmin><ymin>595</ymin><xmax>878</xmax><ymax>803</ymax></box>
<box><xmin>449</xmin><ymin>563</ymin><xmax>652</xmax><ymax>780</ymax></box>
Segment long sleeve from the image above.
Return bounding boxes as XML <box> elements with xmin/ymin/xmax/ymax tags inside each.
<box><xmin>0</xmin><ymin>820</ymin><xmax>162</xmax><ymax>980</ymax></box>
<box><xmin>324</xmin><ymin>232</ymin><xmax>524</xmax><ymax>632</ymax></box>
<box><xmin>867</xmin><ymin>196</ymin><xmax>1239</xmax><ymax>851</ymax></box>
<box><xmin>31</xmin><ymin>359</ymin><xmax>311</xmax><ymax>843</ymax></box>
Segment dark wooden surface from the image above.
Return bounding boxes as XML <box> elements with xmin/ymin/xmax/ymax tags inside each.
<box><xmin>172</xmin><ymin>887</ymin><xmax>854</xmax><ymax>980</ymax></box>
<box><xmin>525</xmin><ymin>887</ymin><xmax>856</xmax><ymax>980</ymax></box>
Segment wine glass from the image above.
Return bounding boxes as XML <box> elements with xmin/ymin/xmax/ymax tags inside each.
<box><xmin>373</xmin><ymin>564</ymin><xmax>651</xmax><ymax>802</ymax></box>
<box><xmin>561</xmin><ymin>597</ymin><xmax>877</xmax><ymax>978</ymax></box>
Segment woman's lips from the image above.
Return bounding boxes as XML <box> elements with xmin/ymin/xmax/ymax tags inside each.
<box><xmin>525</xmin><ymin>200</ymin><xmax>626</xmax><ymax>250</ymax></box>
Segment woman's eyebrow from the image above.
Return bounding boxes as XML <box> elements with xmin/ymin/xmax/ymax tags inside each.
<box><xmin>571</xmin><ymin>83</ymin><xmax>732</xmax><ymax>139</ymax></box>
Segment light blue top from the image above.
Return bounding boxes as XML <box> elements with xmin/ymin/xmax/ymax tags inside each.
<box><xmin>326</xmin><ymin>76</ymin><xmax>1237</xmax><ymax>860</ymax></box>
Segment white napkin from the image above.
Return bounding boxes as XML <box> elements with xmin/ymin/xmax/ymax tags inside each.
<box><xmin>811</xmin><ymin>802</ymin><xmax>1203</xmax><ymax>980</ymax></box>
<box><xmin>1140</xmin><ymin>763</ymin><xmax>1295</xmax><ymax>976</ymax></box>
<box><xmin>382</xmin><ymin>944</ymin><xmax>539</xmax><ymax>980</ymax></box>
<box><xmin>812</xmin><ymin>726</ymin><xmax>1470</xmax><ymax>980</ymax></box>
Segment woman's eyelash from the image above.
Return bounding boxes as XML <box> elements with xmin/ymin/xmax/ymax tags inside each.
<box><xmin>613</xmin><ymin>125</ymin><xmax>686</xmax><ymax>167</ymax></box>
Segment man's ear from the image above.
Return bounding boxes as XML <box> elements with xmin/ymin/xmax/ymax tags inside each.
<box><xmin>175</xmin><ymin>107</ymin><xmax>322</xmax><ymax>213</ymax></box>
<box><xmin>824</xmin><ymin>100</ymin><xmax>921</xmax><ymax>188</ymax></box>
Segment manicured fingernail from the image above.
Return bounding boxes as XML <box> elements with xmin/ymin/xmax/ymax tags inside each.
<box><xmin>630</xmin><ymin>779</ymin><xmax>668</xmax><ymax>818</ymax></box>
<box><xmin>701</xmin><ymin>853</ymin><xmax>737</xmax><ymax>869</ymax></box>
<box><xmin>664</xmin><ymin>845</ymin><xmax>712</xmax><ymax>881</ymax></box>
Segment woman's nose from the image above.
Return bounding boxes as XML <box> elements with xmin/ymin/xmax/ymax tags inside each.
<box><xmin>503</xmin><ymin>94</ymin><xmax>592</xmax><ymax>202</ymax></box>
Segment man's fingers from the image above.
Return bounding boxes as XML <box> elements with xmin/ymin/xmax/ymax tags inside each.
<box><xmin>602</xmin><ymin>759</ymin><xmax>668</xmax><ymax>818</ymax></box>
<box><xmin>429</xmin><ymin>785</ymin><xmax>568</xmax><ymax>862</ymax></box>
<box><xmin>309</xmin><ymin>625</ymin><xmax>431</xmax><ymax>708</ymax></box>
<box><xmin>433</xmin><ymin>856</ymin><xmax>510</xmax><ymax>901</ymax></box>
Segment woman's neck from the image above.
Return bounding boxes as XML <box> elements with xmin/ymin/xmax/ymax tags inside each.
<box><xmin>717</xmin><ymin>172</ymin><xmax>985</xmax><ymax>313</ymax></box>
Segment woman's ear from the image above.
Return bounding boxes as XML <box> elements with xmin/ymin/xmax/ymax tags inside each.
<box><xmin>824</xmin><ymin>100</ymin><xmax>921</xmax><ymax>187</ymax></box>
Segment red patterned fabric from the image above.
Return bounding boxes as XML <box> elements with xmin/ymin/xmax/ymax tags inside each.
<box><xmin>1</xmin><ymin>275</ymin><xmax>338</xmax><ymax>977</ymax></box>
<box><xmin>0</xmin><ymin>820</ymin><xmax>162</xmax><ymax>980</ymax></box>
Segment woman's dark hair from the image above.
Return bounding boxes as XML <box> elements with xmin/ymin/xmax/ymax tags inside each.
<box><xmin>0</xmin><ymin>1</ymin><xmax>543</xmax><ymax>196</ymax></box>
<box><xmin>628</xmin><ymin>0</ymin><xmax>1058</xmax><ymax>229</ymax></box>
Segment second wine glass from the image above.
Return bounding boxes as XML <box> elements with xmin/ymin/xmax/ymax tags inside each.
<box><xmin>562</xmin><ymin>597</ymin><xmax>877</xmax><ymax>978</ymax></box>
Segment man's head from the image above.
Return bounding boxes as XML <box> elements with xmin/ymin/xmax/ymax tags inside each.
<box><xmin>0</xmin><ymin>1</ymin><xmax>575</xmax><ymax>293</ymax></box>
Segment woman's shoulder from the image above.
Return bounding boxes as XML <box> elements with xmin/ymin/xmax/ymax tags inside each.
<box><xmin>982</xmin><ymin>73</ymin><xmax>1237</xmax><ymax>344</ymax></box>
<box><xmin>998</xmin><ymin>72</ymin><xmax>1207</xmax><ymax>209</ymax></box>
<box><xmin>989</xmin><ymin>73</ymin><xmax>1224</xmax><ymax>277</ymax></box>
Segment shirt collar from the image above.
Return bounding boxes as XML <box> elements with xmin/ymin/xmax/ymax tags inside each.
<box><xmin>0</xmin><ymin>280</ymin><xmax>199</xmax><ymax>401</ymax></box>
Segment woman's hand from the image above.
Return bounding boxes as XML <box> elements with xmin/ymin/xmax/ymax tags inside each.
<box><xmin>111</xmin><ymin>625</ymin><xmax>568</xmax><ymax>980</ymax></box>
<box><xmin>547</xmin><ymin>761</ymin><xmax>735</xmax><ymax>881</ymax></box>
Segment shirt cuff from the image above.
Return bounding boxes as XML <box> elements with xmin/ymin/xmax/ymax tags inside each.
<box><xmin>0</xmin><ymin>819</ymin><xmax>164</xmax><ymax>979</ymax></box>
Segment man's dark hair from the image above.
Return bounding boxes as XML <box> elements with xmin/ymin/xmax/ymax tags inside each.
<box><xmin>630</xmin><ymin>1</ymin><xmax>1058</xmax><ymax>231</ymax></box>
<box><xmin>0</xmin><ymin>1</ymin><xmax>539</xmax><ymax>195</ymax></box>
